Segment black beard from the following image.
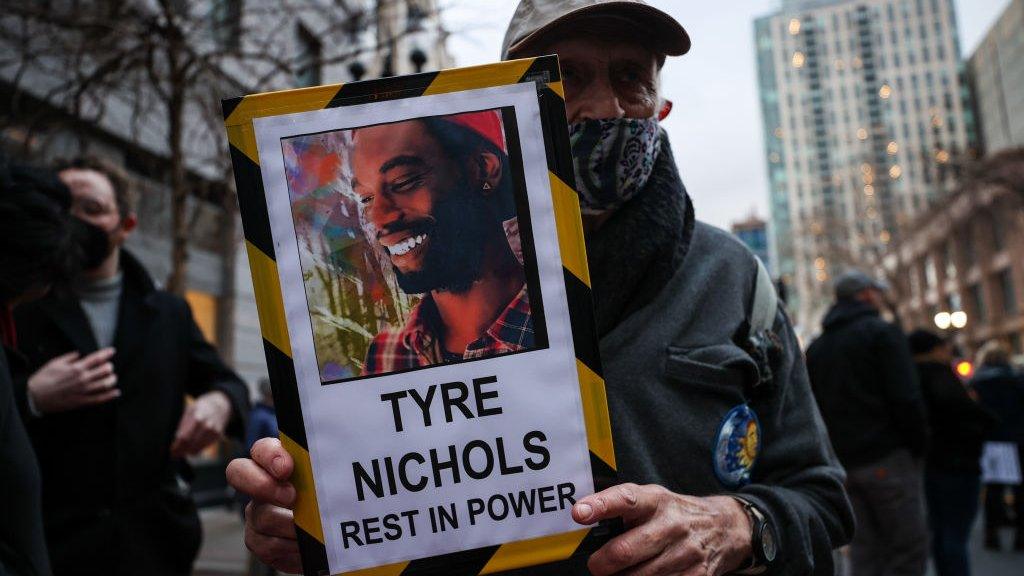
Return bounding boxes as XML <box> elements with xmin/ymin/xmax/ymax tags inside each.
<box><xmin>392</xmin><ymin>182</ymin><xmax>494</xmax><ymax>295</ymax></box>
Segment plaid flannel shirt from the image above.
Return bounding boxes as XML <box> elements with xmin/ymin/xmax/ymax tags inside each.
<box><xmin>362</xmin><ymin>284</ymin><xmax>533</xmax><ymax>375</ymax></box>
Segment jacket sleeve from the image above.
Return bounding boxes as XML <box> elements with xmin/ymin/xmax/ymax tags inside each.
<box><xmin>874</xmin><ymin>323</ymin><xmax>929</xmax><ymax>457</ymax></box>
<box><xmin>737</xmin><ymin>307</ymin><xmax>855</xmax><ymax>576</ymax></box>
<box><xmin>181</xmin><ymin>299</ymin><xmax>250</xmax><ymax>441</ymax></box>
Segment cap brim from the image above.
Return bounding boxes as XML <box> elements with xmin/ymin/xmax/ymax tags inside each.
<box><xmin>506</xmin><ymin>2</ymin><xmax>691</xmax><ymax>59</ymax></box>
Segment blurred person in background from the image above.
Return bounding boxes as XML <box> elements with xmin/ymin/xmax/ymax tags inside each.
<box><xmin>807</xmin><ymin>269</ymin><xmax>929</xmax><ymax>576</ymax></box>
<box><xmin>908</xmin><ymin>329</ymin><xmax>994</xmax><ymax>576</ymax></box>
<box><xmin>11</xmin><ymin>155</ymin><xmax>250</xmax><ymax>576</ymax></box>
<box><xmin>246</xmin><ymin>377</ymin><xmax>278</xmax><ymax>451</ymax></box>
<box><xmin>971</xmin><ymin>340</ymin><xmax>1024</xmax><ymax>551</ymax></box>
<box><xmin>0</xmin><ymin>158</ymin><xmax>103</xmax><ymax>575</ymax></box>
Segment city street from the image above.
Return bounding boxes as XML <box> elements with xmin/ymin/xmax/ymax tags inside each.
<box><xmin>195</xmin><ymin>508</ymin><xmax>1024</xmax><ymax>576</ymax></box>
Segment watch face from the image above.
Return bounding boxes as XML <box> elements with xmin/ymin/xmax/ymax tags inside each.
<box><xmin>760</xmin><ymin>522</ymin><xmax>778</xmax><ymax>562</ymax></box>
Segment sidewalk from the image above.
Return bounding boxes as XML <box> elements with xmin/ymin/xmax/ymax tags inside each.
<box><xmin>194</xmin><ymin>507</ymin><xmax>249</xmax><ymax>576</ymax></box>
<box><xmin>194</xmin><ymin>507</ymin><xmax>1024</xmax><ymax>576</ymax></box>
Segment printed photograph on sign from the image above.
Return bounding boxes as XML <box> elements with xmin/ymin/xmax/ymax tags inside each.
<box><xmin>280</xmin><ymin>107</ymin><xmax>549</xmax><ymax>383</ymax></box>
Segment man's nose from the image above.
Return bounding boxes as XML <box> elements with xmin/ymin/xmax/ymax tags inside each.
<box><xmin>366</xmin><ymin>191</ymin><xmax>400</xmax><ymax>231</ymax></box>
<box><xmin>573</xmin><ymin>77</ymin><xmax>625</xmax><ymax>122</ymax></box>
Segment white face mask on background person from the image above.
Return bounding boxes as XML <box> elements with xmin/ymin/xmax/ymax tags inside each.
<box><xmin>568</xmin><ymin>116</ymin><xmax>662</xmax><ymax>215</ymax></box>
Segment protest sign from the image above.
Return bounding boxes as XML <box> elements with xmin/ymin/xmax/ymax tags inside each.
<box><xmin>222</xmin><ymin>56</ymin><xmax>616</xmax><ymax>575</ymax></box>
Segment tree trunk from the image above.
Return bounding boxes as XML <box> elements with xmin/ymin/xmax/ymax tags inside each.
<box><xmin>215</xmin><ymin>188</ymin><xmax>239</xmax><ymax>364</ymax></box>
<box><xmin>166</xmin><ymin>81</ymin><xmax>189</xmax><ymax>295</ymax></box>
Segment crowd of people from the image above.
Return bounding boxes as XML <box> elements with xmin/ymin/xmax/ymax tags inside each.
<box><xmin>1</xmin><ymin>1</ymin><xmax>1021</xmax><ymax>576</ymax></box>
<box><xmin>808</xmin><ymin>271</ymin><xmax>1024</xmax><ymax>576</ymax></box>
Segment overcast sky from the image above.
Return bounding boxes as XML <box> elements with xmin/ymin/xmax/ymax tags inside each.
<box><xmin>443</xmin><ymin>0</ymin><xmax>1012</xmax><ymax>229</ymax></box>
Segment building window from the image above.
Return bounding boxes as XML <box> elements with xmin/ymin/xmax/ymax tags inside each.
<box><xmin>970</xmin><ymin>283</ymin><xmax>987</xmax><ymax>322</ymax></box>
<box><xmin>295</xmin><ymin>24</ymin><xmax>321</xmax><ymax>87</ymax></box>
<box><xmin>944</xmin><ymin>241</ymin><xmax>957</xmax><ymax>279</ymax></box>
<box><xmin>962</xmin><ymin>225</ymin><xmax>977</xmax><ymax>263</ymax></box>
<box><xmin>925</xmin><ymin>256</ymin><xmax>938</xmax><ymax>289</ymax></box>
<box><xmin>211</xmin><ymin>0</ymin><xmax>243</xmax><ymax>51</ymax></box>
<box><xmin>1000</xmin><ymin>270</ymin><xmax>1018</xmax><ymax>315</ymax></box>
<box><xmin>991</xmin><ymin>212</ymin><xmax>1006</xmax><ymax>252</ymax></box>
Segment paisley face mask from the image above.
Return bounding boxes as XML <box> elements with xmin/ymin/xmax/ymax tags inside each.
<box><xmin>568</xmin><ymin>117</ymin><xmax>662</xmax><ymax>215</ymax></box>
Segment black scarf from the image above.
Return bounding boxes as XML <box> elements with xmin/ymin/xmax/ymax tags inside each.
<box><xmin>585</xmin><ymin>132</ymin><xmax>695</xmax><ymax>337</ymax></box>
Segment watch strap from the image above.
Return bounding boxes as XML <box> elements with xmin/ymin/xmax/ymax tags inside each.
<box><xmin>731</xmin><ymin>496</ymin><xmax>769</xmax><ymax>575</ymax></box>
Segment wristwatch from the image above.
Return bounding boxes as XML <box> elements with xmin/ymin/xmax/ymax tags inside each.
<box><xmin>732</xmin><ymin>496</ymin><xmax>777</xmax><ymax>574</ymax></box>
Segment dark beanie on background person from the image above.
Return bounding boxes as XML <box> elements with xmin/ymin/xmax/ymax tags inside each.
<box><xmin>0</xmin><ymin>156</ymin><xmax>110</xmax><ymax>305</ymax></box>
<box><xmin>908</xmin><ymin>329</ymin><xmax>947</xmax><ymax>356</ymax></box>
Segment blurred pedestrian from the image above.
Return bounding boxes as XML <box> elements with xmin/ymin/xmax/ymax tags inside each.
<box><xmin>971</xmin><ymin>340</ymin><xmax>1024</xmax><ymax>551</ymax></box>
<box><xmin>908</xmin><ymin>329</ymin><xmax>994</xmax><ymax>576</ymax></box>
<box><xmin>807</xmin><ymin>270</ymin><xmax>929</xmax><ymax>576</ymax></box>
<box><xmin>0</xmin><ymin>158</ymin><xmax>95</xmax><ymax>576</ymax></box>
<box><xmin>12</xmin><ymin>155</ymin><xmax>251</xmax><ymax>576</ymax></box>
<box><xmin>246</xmin><ymin>378</ymin><xmax>278</xmax><ymax>451</ymax></box>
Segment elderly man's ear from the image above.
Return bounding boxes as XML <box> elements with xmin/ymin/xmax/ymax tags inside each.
<box><xmin>470</xmin><ymin>151</ymin><xmax>503</xmax><ymax>194</ymax></box>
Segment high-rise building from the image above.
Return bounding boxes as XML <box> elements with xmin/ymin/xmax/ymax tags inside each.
<box><xmin>755</xmin><ymin>0</ymin><xmax>972</xmax><ymax>332</ymax></box>
<box><xmin>968</xmin><ymin>0</ymin><xmax>1024</xmax><ymax>155</ymax></box>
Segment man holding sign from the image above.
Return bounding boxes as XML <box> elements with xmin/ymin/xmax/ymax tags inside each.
<box><xmin>228</xmin><ymin>1</ymin><xmax>854</xmax><ymax>574</ymax></box>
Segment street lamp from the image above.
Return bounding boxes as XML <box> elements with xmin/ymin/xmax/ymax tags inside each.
<box><xmin>934</xmin><ymin>310</ymin><xmax>967</xmax><ymax>330</ymax></box>
<box><xmin>949</xmin><ymin>310</ymin><xmax>967</xmax><ymax>329</ymax></box>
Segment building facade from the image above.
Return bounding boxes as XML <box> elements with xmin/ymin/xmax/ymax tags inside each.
<box><xmin>755</xmin><ymin>0</ymin><xmax>973</xmax><ymax>333</ymax></box>
<box><xmin>731</xmin><ymin>214</ymin><xmax>772</xmax><ymax>272</ymax></box>
<box><xmin>884</xmin><ymin>166</ymin><xmax>1024</xmax><ymax>356</ymax></box>
<box><xmin>1</xmin><ymin>0</ymin><xmax>451</xmax><ymax>388</ymax></box>
<box><xmin>968</xmin><ymin>0</ymin><xmax>1024</xmax><ymax>155</ymax></box>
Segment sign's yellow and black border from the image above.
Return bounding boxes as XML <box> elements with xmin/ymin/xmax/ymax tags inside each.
<box><xmin>222</xmin><ymin>56</ymin><xmax>617</xmax><ymax>575</ymax></box>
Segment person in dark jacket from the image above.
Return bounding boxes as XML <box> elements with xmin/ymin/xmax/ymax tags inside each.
<box><xmin>0</xmin><ymin>159</ymin><xmax>98</xmax><ymax>576</ymax></box>
<box><xmin>807</xmin><ymin>270</ymin><xmax>929</xmax><ymax>576</ymax></box>
<box><xmin>971</xmin><ymin>340</ymin><xmax>1024</xmax><ymax>551</ymax></box>
<box><xmin>11</xmin><ymin>156</ymin><xmax>251</xmax><ymax>576</ymax></box>
<box><xmin>225</xmin><ymin>2</ymin><xmax>855</xmax><ymax>575</ymax></box>
<box><xmin>909</xmin><ymin>329</ymin><xmax>994</xmax><ymax>576</ymax></box>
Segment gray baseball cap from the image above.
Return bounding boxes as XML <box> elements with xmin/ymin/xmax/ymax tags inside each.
<box><xmin>834</xmin><ymin>270</ymin><xmax>889</xmax><ymax>300</ymax></box>
<box><xmin>501</xmin><ymin>0</ymin><xmax>691</xmax><ymax>60</ymax></box>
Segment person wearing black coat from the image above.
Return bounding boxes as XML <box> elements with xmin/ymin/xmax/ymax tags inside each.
<box><xmin>11</xmin><ymin>157</ymin><xmax>250</xmax><ymax>576</ymax></box>
<box><xmin>908</xmin><ymin>330</ymin><xmax>994</xmax><ymax>576</ymax></box>
<box><xmin>0</xmin><ymin>161</ymin><xmax>88</xmax><ymax>576</ymax></box>
<box><xmin>806</xmin><ymin>270</ymin><xmax>930</xmax><ymax>576</ymax></box>
<box><xmin>971</xmin><ymin>341</ymin><xmax>1024</xmax><ymax>551</ymax></box>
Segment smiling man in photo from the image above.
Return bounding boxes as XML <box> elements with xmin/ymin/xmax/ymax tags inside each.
<box><xmin>351</xmin><ymin>110</ymin><xmax>534</xmax><ymax>374</ymax></box>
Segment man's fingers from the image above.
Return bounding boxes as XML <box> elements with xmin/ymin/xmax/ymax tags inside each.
<box><xmin>80</xmin><ymin>362</ymin><xmax>115</xmax><ymax>384</ymax></box>
<box><xmin>174</xmin><ymin>409</ymin><xmax>198</xmax><ymax>443</ymax></box>
<box><xmin>75</xmin><ymin>347</ymin><xmax>116</xmax><ymax>369</ymax></box>
<box><xmin>244</xmin><ymin>517</ymin><xmax>303</xmax><ymax>574</ymax></box>
<box><xmin>81</xmin><ymin>373</ymin><xmax>117</xmax><ymax>394</ymax></box>
<box><xmin>251</xmin><ymin>437</ymin><xmax>294</xmax><ymax>481</ymax></box>
<box><xmin>226</xmin><ymin>457</ymin><xmax>296</xmax><ymax>507</ymax></box>
<box><xmin>80</xmin><ymin>388</ymin><xmax>120</xmax><ymax>406</ymax></box>
<box><xmin>186</xmin><ymin>428</ymin><xmax>222</xmax><ymax>455</ymax></box>
<box><xmin>247</xmin><ymin>501</ymin><xmax>298</xmax><ymax>539</ymax></box>
<box><xmin>586</xmin><ymin>523</ymin><xmax>668</xmax><ymax>576</ymax></box>
<box><xmin>52</xmin><ymin>351</ymin><xmax>81</xmax><ymax>364</ymax></box>
<box><xmin>573</xmin><ymin>483</ymin><xmax>660</xmax><ymax>526</ymax></box>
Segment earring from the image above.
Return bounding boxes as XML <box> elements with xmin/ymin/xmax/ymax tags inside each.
<box><xmin>482</xmin><ymin>182</ymin><xmax>492</xmax><ymax>190</ymax></box>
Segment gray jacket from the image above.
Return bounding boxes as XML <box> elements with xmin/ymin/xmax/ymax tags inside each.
<box><xmin>603</xmin><ymin>221</ymin><xmax>853</xmax><ymax>575</ymax></box>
